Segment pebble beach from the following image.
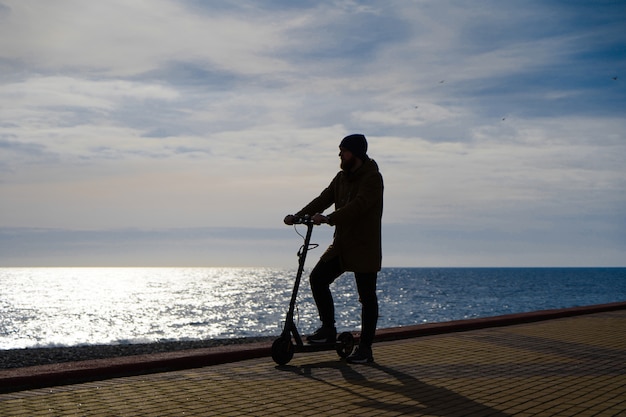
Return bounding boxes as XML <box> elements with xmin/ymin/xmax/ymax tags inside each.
<box><xmin>0</xmin><ymin>337</ymin><xmax>276</xmax><ymax>370</ymax></box>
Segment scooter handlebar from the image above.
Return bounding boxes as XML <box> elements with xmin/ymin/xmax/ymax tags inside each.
<box><xmin>290</xmin><ymin>215</ymin><xmax>314</xmax><ymax>225</ymax></box>
<box><xmin>285</xmin><ymin>214</ymin><xmax>328</xmax><ymax>225</ymax></box>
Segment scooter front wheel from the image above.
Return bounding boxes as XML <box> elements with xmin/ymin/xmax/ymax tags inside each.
<box><xmin>336</xmin><ymin>331</ymin><xmax>355</xmax><ymax>358</ymax></box>
<box><xmin>271</xmin><ymin>336</ymin><xmax>294</xmax><ymax>365</ymax></box>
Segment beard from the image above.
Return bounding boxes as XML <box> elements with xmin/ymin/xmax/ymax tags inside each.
<box><xmin>341</xmin><ymin>157</ymin><xmax>356</xmax><ymax>172</ymax></box>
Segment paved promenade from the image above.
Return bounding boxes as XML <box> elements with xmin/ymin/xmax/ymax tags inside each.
<box><xmin>1</xmin><ymin>304</ymin><xmax>625</xmax><ymax>416</ymax></box>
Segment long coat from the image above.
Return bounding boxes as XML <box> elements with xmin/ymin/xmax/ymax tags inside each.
<box><xmin>296</xmin><ymin>158</ymin><xmax>384</xmax><ymax>273</ymax></box>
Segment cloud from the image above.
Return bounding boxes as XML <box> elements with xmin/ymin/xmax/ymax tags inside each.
<box><xmin>0</xmin><ymin>0</ymin><xmax>624</xmax><ymax>266</ymax></box>
<box><xmin>0</xmin><ymin>1</ymin><xmax>295</xmax><ymax>77</ymax></box>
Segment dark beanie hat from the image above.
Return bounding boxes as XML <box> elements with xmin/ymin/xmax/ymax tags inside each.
<box><xmin>340</xmin><ymin>134</ymin><xmax>368</xmax><ymax>160</ymax></box>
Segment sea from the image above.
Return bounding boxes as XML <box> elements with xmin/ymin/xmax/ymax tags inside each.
<box><xmin>1</xmin><ymin>267</ymin><xmax>625</xmax><ymax>350</ymax></box>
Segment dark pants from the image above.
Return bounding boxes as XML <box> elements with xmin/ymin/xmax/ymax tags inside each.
<box><xmin>309</xmin><ymin>256</ymin><xmax>379</xmax><ymax>348</ymax></box>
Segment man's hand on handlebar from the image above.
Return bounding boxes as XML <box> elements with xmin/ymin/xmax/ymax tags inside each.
<box><xmin>311</xmin><ymin>213</ymin><xmax>329</xmax><ymax>225</ymax></box>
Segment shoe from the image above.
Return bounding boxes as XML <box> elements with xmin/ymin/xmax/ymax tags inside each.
<box><xmin>306</xmin><ymin>326</ymin><xmax>337</xmax><ymax>344</ymax></box>
<box><xmin>346</xmin><ymin>346</ymin><xmax>374</xmax><ymax>364</ymax></box>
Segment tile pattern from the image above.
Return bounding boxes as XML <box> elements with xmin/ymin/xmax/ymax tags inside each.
<box><xmin>1</xmin><ymin>311</ymin><xmax>625</xmax><ymax>416</ymax></box>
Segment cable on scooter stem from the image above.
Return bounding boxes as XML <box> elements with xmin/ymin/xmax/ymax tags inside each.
<box><xmin>293</xmin><ymin>215</ymin><xmax>319</xmax><ymax>254</ymax></box>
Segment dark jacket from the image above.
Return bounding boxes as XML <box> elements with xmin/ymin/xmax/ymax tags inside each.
<box><xmin>296</xmin><ymin>158</ymin><xmax>384</xmax><ymax>272</ymax></box>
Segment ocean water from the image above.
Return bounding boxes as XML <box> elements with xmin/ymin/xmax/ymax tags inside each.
<box><xmin>1</xmin><ymin>267</ymin><xmax>625</xmax><ymax>350</ymax></box>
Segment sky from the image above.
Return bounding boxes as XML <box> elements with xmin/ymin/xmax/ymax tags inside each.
<box><xmin>0</xmin><ymin>0</ymin><xmax>625</xmax><ymax>267</ymax></box>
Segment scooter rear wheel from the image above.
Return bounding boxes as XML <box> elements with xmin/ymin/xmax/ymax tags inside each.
<box><xmin>271</xmin><ymin>336</ymin><xmax>294</xmax><ymax>365</ymax></box>
<box><xmin>336</xmin><ymin>331</ymin><xmax>355</xmax><ymax>358</ymax></box>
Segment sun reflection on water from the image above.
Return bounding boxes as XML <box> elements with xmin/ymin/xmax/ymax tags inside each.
<box><xmin>2</xmin><ymin>267</ymin><xmax>624</xmax><ymax>349</ymax></box>
<box><xmin>0</xmin><ymin>267</ymin><xmax>349</xmax><ymax>349</ymax></box>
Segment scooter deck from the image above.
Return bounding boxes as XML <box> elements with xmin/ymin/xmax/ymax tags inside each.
<box><xmin>295</xmin><ymin>341</ymin><xmax>338</xmax><ymax>352</ymax></box>
<box><xmin>271</xmin><ymin>331</ymin><xmax>355</xmax><ymax>365</ymax></box>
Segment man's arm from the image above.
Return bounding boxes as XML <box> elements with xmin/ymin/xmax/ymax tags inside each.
<box><xmin>294</xmin><ymin>174</ymin><xmax>338</xmax><ymax>219</ymax></box>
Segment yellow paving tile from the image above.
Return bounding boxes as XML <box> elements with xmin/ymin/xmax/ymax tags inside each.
<box><xmin>1</xmin><ymin>310</ymin><xmax>625</xmax><ymax>416</ymax></box>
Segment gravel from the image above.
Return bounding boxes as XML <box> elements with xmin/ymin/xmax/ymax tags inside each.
<box><xmin>0</xmin><ymin>337</ymin><xmax>276</xmax><ymax>370</ymax></box>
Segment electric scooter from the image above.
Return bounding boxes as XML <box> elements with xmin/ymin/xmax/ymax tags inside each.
<box><xmin>271</xmin><ymin>215</ymin><xmax>355</xmax><ymax>365</ymax></box>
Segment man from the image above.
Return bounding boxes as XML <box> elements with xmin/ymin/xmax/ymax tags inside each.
<box><xmin>284</xmin><ymin>133</ymin><xmax>384</xmax><ymax>364</ymax></box>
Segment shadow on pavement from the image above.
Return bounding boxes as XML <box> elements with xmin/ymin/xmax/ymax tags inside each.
<box><xmin>278</xmin><ymin>360</ymin><xmax>510</xmax><ymax>416</ymax></box>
